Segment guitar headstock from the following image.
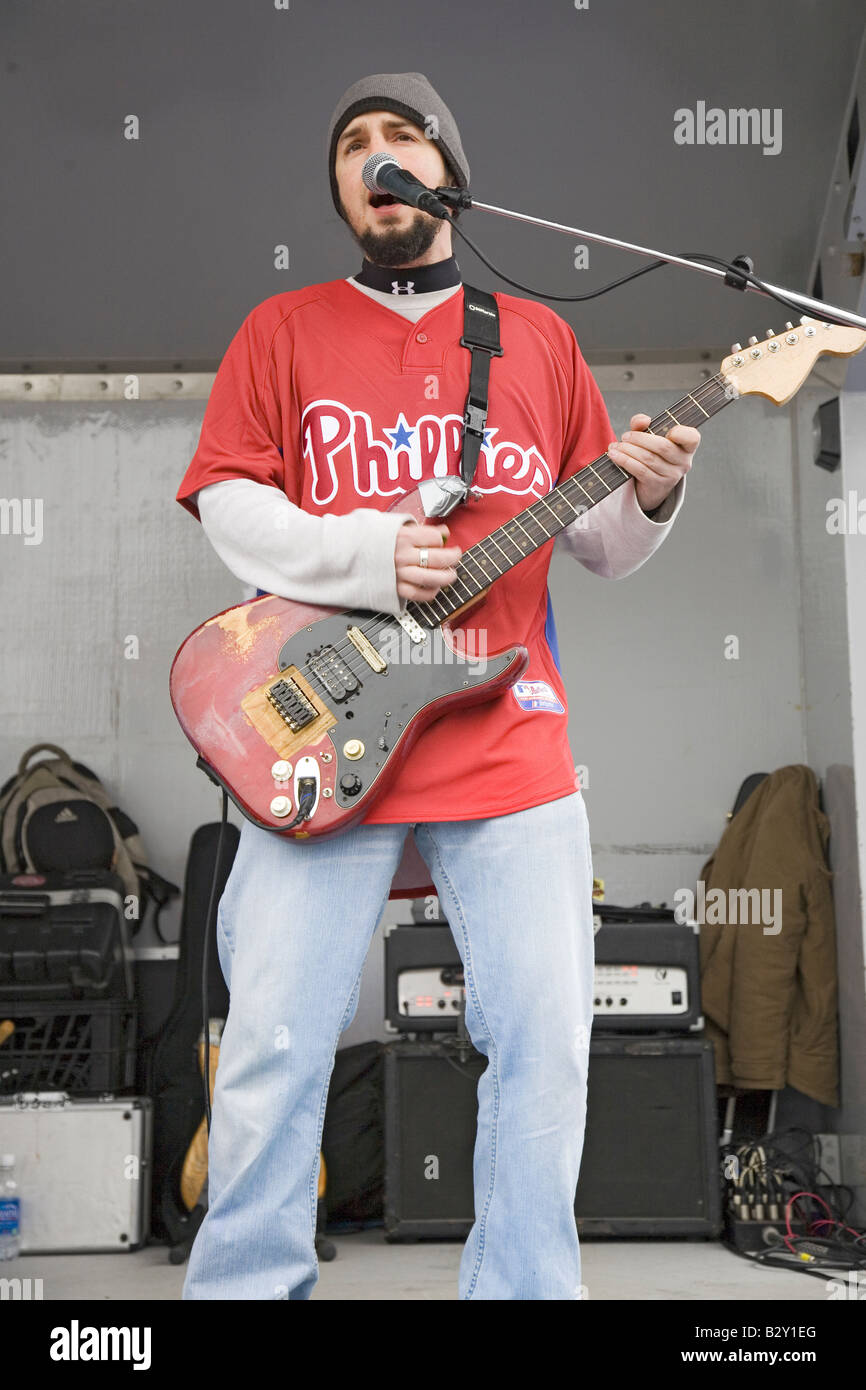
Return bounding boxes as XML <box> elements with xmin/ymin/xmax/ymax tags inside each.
<box><xmin>720</xmin><ymin>316</ymin><xmax>866</xmax><ymax>403</ymax></box>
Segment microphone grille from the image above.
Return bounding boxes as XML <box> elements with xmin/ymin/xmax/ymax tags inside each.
<box><xmin>362</xmin><ymin>151</ymin><xmax>400</xmax><ymax>193</ymax></box>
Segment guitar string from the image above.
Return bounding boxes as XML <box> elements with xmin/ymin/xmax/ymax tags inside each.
<box><xmin>279</xmin><ymin>373</ymin><xmax>729</xmax><ymax>695</ymax></box>
<box><xmin>273</xmin><ymin>373</ymin><xmax>730</xmax><ymax>701</ymax></box>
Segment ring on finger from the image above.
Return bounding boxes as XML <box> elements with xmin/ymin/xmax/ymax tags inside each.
<box><xmin>418</xmin><ymin>549</ymin><xmax>429</xmax><ymax>568</ymax></box>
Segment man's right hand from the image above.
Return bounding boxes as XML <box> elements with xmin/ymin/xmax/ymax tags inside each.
<box><xmin>394</xmin><ymin>522</ymin><xmax>462</xmax><ymax>602</ymax></box>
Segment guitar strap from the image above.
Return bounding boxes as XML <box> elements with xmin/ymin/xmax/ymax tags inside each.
<box><xmin>458</xmin><ymin>284</ymin><xmax>503</xmax><ymax>490</ymax></box>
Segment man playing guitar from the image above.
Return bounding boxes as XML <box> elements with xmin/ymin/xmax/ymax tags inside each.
<box><xmin>175</xmin><ymin>70</ymin><xmax>700</xmax><ymax>1301</ymax></box>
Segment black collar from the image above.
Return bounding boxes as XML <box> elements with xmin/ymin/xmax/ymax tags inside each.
<box><xmin>354</xmin><ymin>255</ymin><xmax>461</xmax><ymax>295</ymax></box>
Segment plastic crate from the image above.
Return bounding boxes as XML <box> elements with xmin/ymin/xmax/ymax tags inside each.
<box><xmin>0</xmin><ymin>998</ymin><xmax>138</xmax><ymax>1094</ymax></box>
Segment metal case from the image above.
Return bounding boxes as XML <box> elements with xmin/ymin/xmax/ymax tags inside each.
<box><xmin>0</xmin><ymin>1091</ymin><xmax>152</xmax><ymax>1252</ymax></box>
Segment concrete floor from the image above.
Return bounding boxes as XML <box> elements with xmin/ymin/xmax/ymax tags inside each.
<box><xmin>4</xmin><ymin>1232</ymin><xmax>840</xmax><ymax>1300</ymax></box>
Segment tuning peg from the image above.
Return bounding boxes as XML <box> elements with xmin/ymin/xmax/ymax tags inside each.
<box><xmin>799</xmin><ymin>315</ymin><xmax>812</xmax><ymax>324</ymax></box>
<box><xmin>731</xmin><ymin>342</ymin><xmax>742</xmax><ymax>352</ymax></box>
<box><xmin>747</xmin><ymin>335</ymin><xmax>758</xmax><ymax>345</ymax></box>
<box><xmin>784</xmin><ymin>321</ymin><xmax>794</xmax><ymax>330</ymax></box>
<box><xmin>766</xmin><ymin>329</ymin><xmax>775</xmax><ymax>337</ymax></box>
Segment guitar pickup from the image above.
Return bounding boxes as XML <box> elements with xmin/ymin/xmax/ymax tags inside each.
<box><xmin>307</xmin><ymin>646</ymin><xmax>361</xmax><ymax>701</ymax></box>
<box><xmin>347</xmin><ymin>625</ymin><xmax>387</xmax><ymax>673</ymax></box>
<box><xmin>396</xmin><ymin>611</ymin><xmax>427</xmax><ymax>643</ymax></box>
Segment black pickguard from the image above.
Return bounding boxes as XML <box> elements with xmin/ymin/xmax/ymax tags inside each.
<box><xmin>276</xmin><ymin>608</ymin><xmax>519</xmax><ymax>810</ymax></box>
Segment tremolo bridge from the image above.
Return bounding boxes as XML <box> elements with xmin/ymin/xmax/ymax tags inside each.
<box><xmin>267</xmin><ymin>624</ymin><xmax>391</xmax><ymax>736</ymax></box>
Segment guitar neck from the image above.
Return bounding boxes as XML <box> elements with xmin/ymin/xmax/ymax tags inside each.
<box><xmin>409</xmin><ymin>370</ymin><xmax>735</xmax><ymax>626</ymax></box>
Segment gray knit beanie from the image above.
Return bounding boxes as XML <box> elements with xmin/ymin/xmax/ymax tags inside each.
<box><xmin>326</xmin><ymin>71</ymin><xmax>470</xmax><ymax>222</ymax></box>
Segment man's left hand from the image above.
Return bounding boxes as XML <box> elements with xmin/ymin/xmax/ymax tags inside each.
<box><xmin>607</xmin><ymin>414</ymin><xmax>701</xmax><ymax>513</ymax></box>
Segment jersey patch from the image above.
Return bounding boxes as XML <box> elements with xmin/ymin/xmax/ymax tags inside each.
<box><xmin>511</xmin><ymin>679</ymin><xmax>565</xmax><ymax>714</ymax></box>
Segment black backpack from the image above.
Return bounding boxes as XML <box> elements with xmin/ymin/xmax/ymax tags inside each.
<box><xmin>0</xmin><ymin>742</ymin><xmax>179</xmax><ymax>938</ymax></box>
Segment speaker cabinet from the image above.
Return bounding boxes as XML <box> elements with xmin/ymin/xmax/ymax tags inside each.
<box><xmin>383</xmin><ymin>1034</ymin><xmax>721</xmax><ymax>1240</ymax></box>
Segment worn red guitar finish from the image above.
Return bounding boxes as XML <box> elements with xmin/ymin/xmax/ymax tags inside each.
<box><xmin>170</xmin><ymin>485</ymin><xmax>529</xmax><ymax>839</ymax></box>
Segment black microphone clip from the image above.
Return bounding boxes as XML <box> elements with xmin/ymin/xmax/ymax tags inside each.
<box><xmin>433</xmin><ymin>185</ymin><xmax>473</xmax><ymax>211</ymax></box>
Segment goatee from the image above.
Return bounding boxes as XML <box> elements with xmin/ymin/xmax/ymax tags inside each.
<box><xmin>348</xmin><ymin>208</ymin><xmax>442</xmax><ymax>267</ymax></box>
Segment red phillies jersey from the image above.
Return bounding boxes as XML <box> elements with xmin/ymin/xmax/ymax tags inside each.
<box><xmin>176</xmin><ymin>278</ymin><xmax>615</xmax><ymax>823</ymax></box>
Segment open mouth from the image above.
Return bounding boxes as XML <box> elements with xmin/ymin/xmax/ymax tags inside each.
<box><xmin>368</xmin><ymin>192</ymin><xmax>401</xmax><ymax>209</ymax></box>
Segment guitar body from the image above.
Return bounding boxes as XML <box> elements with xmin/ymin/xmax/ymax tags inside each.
<box><xmin>170</xmin><ymin>485</ymin><xmax>529</xmax><ymax>839</ymax></box>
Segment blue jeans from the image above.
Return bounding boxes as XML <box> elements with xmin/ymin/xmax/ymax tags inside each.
<box><xmin>181</xmin><ymin>790</ymin><xmax>595</xmax><ymax>1300</ymax></box>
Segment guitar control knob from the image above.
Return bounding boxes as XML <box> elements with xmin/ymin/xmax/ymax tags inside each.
<box><xmin>343</xmin><ymin>739</ymin><xmax>365</xmax><ymax>759</ymax></box>
<box><xmin>339</xmin><ymin>773</ymin><xmax>363</xmax><ymax>797</ymax></box>
<box><xmin>270</xmin><ymin>795</ymin><xmax>292</xmax><ymax>817</ymax></box>
<box><xmin>271</xmin><ymin>760</ymin><xmax>291</xmax><ymax>780</ymax></box>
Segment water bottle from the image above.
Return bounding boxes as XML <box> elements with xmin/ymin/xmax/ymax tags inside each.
<box><xmin>0</xmin><ymin>1154</ymin><xmax>21</xmax><ymax>1260</ymax></box>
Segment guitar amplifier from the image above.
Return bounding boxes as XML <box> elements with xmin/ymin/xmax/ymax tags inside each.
<box><xmin>383</xmin><ymin>923</ymin><xmax>465</xmax><ymax>1033</ymax></box>
<box><xmin>592</xmin><ymin>907</ymin><xmax>702</xmax><ymax>1033</ymax></box>
<box><xmin>383</xmin><ymin>1034</ymin><xmax>721</xmax><ymax>1240</ymax></box>
<box><xmin>383</xmin><ymin>911</ymin><xmax>702</xmax><ymax>1034</ymax></box>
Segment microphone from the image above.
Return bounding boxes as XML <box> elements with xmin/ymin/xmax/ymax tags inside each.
<box><xmin>361</xmin><ymin>153</ymin><xmax>451</xmax><ymax>219</ymax></box>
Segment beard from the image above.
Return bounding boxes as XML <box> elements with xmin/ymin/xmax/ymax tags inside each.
<box><xmin>342</xmin><ymin>202</ymin><xmax>443</xmax><ymax>266</ymax></box>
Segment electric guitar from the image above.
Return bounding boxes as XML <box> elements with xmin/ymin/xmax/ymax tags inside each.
<box><xmin>170</xmin><ymin>317</ymin><xmax>866</xmax><ymax>839</ymax></box>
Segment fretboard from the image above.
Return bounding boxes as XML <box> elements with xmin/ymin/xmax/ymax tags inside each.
<box><xmin>408</xmin><ymin>371</ymin><xmax>734</xmax><ymax>627</ymax></box>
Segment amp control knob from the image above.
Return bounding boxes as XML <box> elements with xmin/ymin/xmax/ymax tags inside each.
<box><xmin>339</xmin><ymin>773</ymin><xmax>363</xmax><ymax>797</ymax></box>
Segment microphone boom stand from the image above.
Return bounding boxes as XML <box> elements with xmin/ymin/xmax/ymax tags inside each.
<box><xmin>433</xmin><ymin>186</ymin><xmax>866</xmax><ymax>332</ymax></box>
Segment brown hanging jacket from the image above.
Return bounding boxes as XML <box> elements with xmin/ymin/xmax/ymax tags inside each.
<box><xmin>698</xmin><ymin>764</ymin><xmax>839</xmax><ymax>1106</ymax></box>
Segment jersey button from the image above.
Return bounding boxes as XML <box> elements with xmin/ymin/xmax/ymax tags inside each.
<box><xmin>415</xmin><ymin>332</ymin><xmax>428</xmax><ymax>343</ymax></box>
